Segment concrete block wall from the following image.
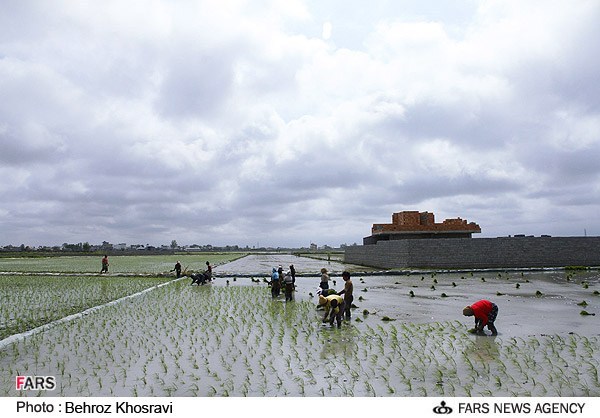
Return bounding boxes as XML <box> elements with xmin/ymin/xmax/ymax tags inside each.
<box><xmin>344</xmin><ymin>236</ymin><xmax>600</xmax><ymax>269</ymax></box>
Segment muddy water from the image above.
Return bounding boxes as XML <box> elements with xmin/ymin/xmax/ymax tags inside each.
<box><xmin>214</xmin><ymin>255</ymin><xmax>600</xmax><ymax>338</ymax></box>
<box><xmin>1</xmin><ymin>254</ymin><xmax>598</xmax><ymax>397</ymax></box>
<box><xmin>213</xmin><ymin>253</ymin><xmax>357</xmax><ymax>276</ymax></box>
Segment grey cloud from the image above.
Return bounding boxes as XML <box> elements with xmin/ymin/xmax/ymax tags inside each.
<box><xmin>2</xmin><ymin>1</ymin><xmax>600</xmax><ymax>247</ymax></box>
<box><xmin>155</xmin><ymin>50</ymin><xmax>235</xmax><ymax>120</ymax></box>
<box><xmin>0</xmin><ymin>124</ymin><xmax>67</xmax><ymax>165</ymax></box>
<box><xmin>388</xmin><ymin>172</ymin><xmax>521</xmax><ymax>205</ymax></box>
<box><xmin>518</xmin><ymin>142</ymin><xmax>600</xmax><ymax>184</ymax></box>
<box><xmin>395</xmin><ymin>99</ymin><xmax>519</xmax><ymax>149</ymax></box>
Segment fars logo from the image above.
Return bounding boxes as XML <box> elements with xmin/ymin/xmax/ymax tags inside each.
<box><xmin>16</xmin><ymin>376</ymin><xmax>56</xmax><ymax>391</ymax></box>
<box><xmin>433</xmin><ymin>400</ymin><xmax>453</xmax><ymax>414</ymax></box>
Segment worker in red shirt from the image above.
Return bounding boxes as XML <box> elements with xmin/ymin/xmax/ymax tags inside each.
<box><xmin>463</xmin><ymin>299</ymin><xmax>498</xmax><ymax>336</ymax></box>
<box><xmin>100</xmin><ymin>255</ymin><xmax>109</xmax><ymax>274</ymax></box>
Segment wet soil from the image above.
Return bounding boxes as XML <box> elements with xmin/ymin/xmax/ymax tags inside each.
<box><xmin>1</xmin><ymin>254</ymin><xmax>598</xmax><ymax>397</ymax></box>
<box><xmin>214</xmin><ymin>254</ymin><xmax>600</xmax><ymax>338</ymax></box>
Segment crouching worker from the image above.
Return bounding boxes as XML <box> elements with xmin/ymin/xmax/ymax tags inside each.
<box><xmin>318</xmin><ymin>294</ymin><xmax>345</xmax><ymax>328</ymax></box>
<box><xmin>190</xmin><ymin>272</ymin><xmax>209</xmax><ymax>285</ymax></box>
<box><xmin>463</xmin><ymin>299</ymin><xmax>498</xmax><ymax>336</ymax></box>
<box><xmin>317</xmin><ymin>287</ymin><xmax>337</xmax><ymax>297</ymax></box>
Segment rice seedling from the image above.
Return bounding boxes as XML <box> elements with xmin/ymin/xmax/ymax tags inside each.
<box><xmin>294</xmin><ymin>376</ymin><xmax>306</xmax><ymax>395</ymax></box>
<box><xmin>364</xmin><ymin>380</ymin><xmax>376</xmax><ymax>396</ymax></box>
<box><xmin>2</xmin><ymin>266</ymin><xmax>600</xmax><ymax>397</ymax></box>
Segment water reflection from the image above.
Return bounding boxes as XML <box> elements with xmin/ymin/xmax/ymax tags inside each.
<box><xmin>318</xmin><ymin>325</ymin><xmax>359</xmax><ymax>360</ymax></box>
<box><xmin>467</xmin><ymin>335</ymin><xmax>500</xmax><ymax>362</ymax></box>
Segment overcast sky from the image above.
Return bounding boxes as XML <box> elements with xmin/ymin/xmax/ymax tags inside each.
<box><xmin>1</xmin><ymin>0</ymin><xmax>599</xmax><ymax>248</ymax></box>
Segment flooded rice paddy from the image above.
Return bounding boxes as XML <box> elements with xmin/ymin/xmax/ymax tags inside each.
<box><xmin>1</xmin><ymin>254</ymin><xmax>599</xmax><ymax>396</ymax></box>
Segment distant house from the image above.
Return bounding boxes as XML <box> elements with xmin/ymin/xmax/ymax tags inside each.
<box><xmin>100</xmin><ymin>241</ymin><xmax>113</xmax><ymax>250</ymax></box>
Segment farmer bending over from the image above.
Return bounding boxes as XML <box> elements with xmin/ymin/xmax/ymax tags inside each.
<box><xmin>463</xmin><ymin>299</ymin><xmax>498</xmax><ymax>336</ymax></box>
<box><xmin>318</xmin><ymin>294</ymin><xmax>345</xmax><ymax>328</ymax></box>
<box><xmin>317</xmin><ymin>287</ymin><xmax>337</xmax><ymax>297</ymax></box>
<box><xmin>190</xmin><ymin>272</ymin><xmax>208</xmax><ymax>285</ymax></box>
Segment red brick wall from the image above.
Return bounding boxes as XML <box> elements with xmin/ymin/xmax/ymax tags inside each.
<box><xmin>372</xmin><ymin>211</ymin><xmax>481</xmax><ymax>235</ymax></box>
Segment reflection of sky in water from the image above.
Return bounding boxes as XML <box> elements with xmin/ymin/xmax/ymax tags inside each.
<box><xmin>212</xmin><ymin>258</ymin><xmax>600</xmax><ymax>339</ymax></box>
<box><xmin>214</xmin><ymin>254</ymin><xmax>352</xmax><ymax>275</ymax></box>
<box><xmin>469</xmin><ymin>335</ymin><xmax>500</xmax><ymax>361</ymax></box>
<box><xmin>319</xmin><ymin>327</ymin><xmax>359</xmax><ymax>360</ymax></box>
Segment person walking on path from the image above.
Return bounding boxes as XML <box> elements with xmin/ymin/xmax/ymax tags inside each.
<box><xmin>100</xmin><ymin>255</ymin><xmax>109</xmax><ymax>274</ymax></box>
<box><xmin>463</xmin><ymin>299</ymin><xmax>498</xmax><ymax>336</ymax></box>
<box><xmin>319</xmin><ymin>268</ymin><xmax>330</xmax><ymax>290</ymax></box>
<box><xmin>337</xmin><ymin>271</ymin><xmax>353</xmax><ymax>320</ymax></box>
<box><xmin>318</xmin><ymin>294</ymin><xmax>345</xmax><ymax>328</ymax></box>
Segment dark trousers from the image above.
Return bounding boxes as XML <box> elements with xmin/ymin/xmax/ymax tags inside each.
<box><xmin>330</xmin><ymin>302</ymin><xmax>345</xmax><ymax>328</ymax></box>
<box><xmin>285</xmin><ymin>283</ymin><xmax>294</xmax><ymax>301</ymax></box>
<box><xmin>343</xmin><ymin>295</ymin><xmax>353</xmax><ymax>319</ymax></box>
<box><xmin>271</xmin><ymin>280</ymin><xmax>281</xmax><ymax>297</ymax></box>
<box><xmin>488</xmin><ymin>303</ymin><xmax>499</xmax><ymax>322</ymax></box>
<box><xmin>475</xmin><ymin>304</ymin><xmax>499</xmax><ymax>334</ymax></box>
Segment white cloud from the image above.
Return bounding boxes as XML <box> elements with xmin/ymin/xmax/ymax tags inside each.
<box><xmin>322</xmin><ymin>21</ymin><xmax>333</xmax><ymax>40</ymax></box>
<box><xmin>1</xmin><ymin>0</ymin><xmax>599</xmax><ymax>247</ymax></box>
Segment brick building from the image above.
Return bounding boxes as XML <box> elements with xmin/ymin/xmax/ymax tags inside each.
<box><xmin>365</xmin><ymin>211</ymin><xmax>481</xmax><ymax>244</ymax></box>
<box><xmin>346</xmin><ymin>210</ymin><xmax>600</xmax><ymax>269</ymax></box>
